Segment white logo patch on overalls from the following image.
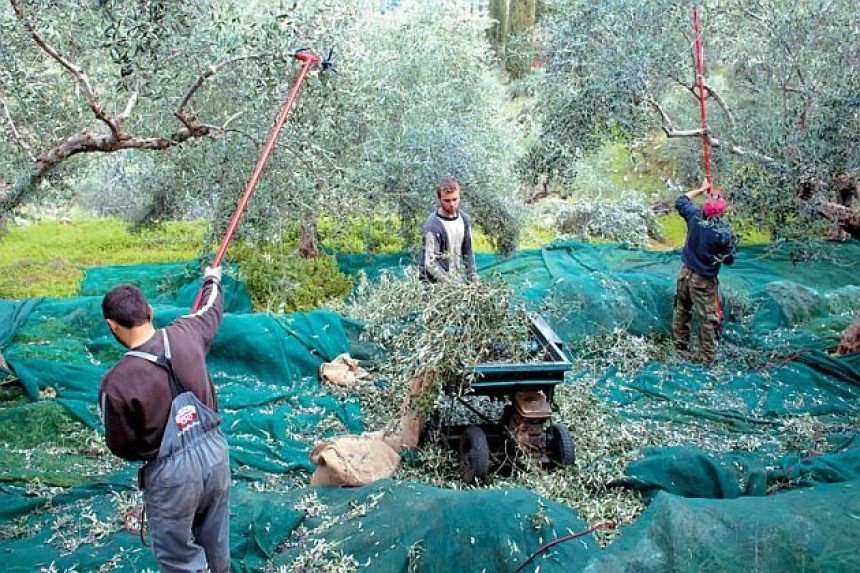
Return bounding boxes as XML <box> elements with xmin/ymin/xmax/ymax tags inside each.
<box><xmin>175</xmin><ymin>404</ymin><xmax>200</xmax><ymax>433</ymax></box>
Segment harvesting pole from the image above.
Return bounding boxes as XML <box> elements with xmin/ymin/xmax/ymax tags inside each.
<box><xmin>693</xmin><ymin>5</ymin><xmax>715</xmax><ymax>194</ymax></box>
<box><xmin>192</xmin><ymin>49</ymin><xmax>322</xmax><ymax>312</ymax></box>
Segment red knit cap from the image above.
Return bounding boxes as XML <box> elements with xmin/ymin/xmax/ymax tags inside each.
<box><xmin>703</xmin><ymin>196</ymin><xmax>727</xmax><ymax>218</ymax></box>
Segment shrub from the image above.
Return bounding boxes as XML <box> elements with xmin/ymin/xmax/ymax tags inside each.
<box><xmin>317</xmin><ymin>215</ymin><xmax>404</xmax><ymax>254</ymax></box>
<box><xmin>555</xmin><ymin>196</ymin><xmax>661</xmax><ymax>247</ymax></box>
<box><xmin>230</xmin><ymin>240</ymin><xmax>352</xmax><ymax>313</ymax></box>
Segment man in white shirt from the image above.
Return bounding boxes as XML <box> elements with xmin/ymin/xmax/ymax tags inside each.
<box><xmin>418</xmin><ymin>177</ymin><xmax>477</xmax><ymax>284</ymax></box>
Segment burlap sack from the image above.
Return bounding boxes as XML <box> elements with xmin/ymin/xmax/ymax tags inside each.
<box><xmin>319</xmin><ymin>353</ymin><xmax>369</xmax><ymax>388</ymax></box>
<box><xmin>392</xmin><ymin>368</ymin><xmax>437</xmax><ymax>449</ymax></box>
<box><xmin>309</xmin><ymin>435</ymin><xmax>401</xmax><ymax>486</ymax></box>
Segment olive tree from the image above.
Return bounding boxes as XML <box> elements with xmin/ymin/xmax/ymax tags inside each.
<box><xmin>0</xmin><ymin>0</ymin><xmax>299</xmax><ymax>226</ymax></box>
<box><xmin>207</xmin><ymin>0</ymin><xmax>525</xmax><ymax>255</ymax></box>
<box><xmin>1</xmin><ymin>0</ymin><xmax>525</xmax><ymax>254</ymax></box>
<box><xmin>524</xmin><ymin>0</ymin><xmax>859</xmax><ymax>240</ymax></box>
<box><xmin>330</xmin><ymin>0</ymin><xmax>524</xmax><ymax>253</ymax></box>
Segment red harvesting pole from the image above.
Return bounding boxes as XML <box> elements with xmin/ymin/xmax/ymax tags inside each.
<box><xmin>693</xmin><ymin>6</ymin><xmax>714</xmax><ymax>192</ymax></box>
<box><xmin>192</xmin><ymin>49</ymin><xmax>322</xmax><ymax>312</ymax></box>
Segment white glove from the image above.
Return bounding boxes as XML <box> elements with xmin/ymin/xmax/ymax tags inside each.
<box><xmin>204</xmin><ymin>265</ymin><xmax>222</xmax><ymax>281</ymax></box>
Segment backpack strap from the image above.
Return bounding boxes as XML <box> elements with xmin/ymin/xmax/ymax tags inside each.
<box><xmin>125</xmin><ymin>330</ymin><xmax>187</xmax><ymax>399</ymax></box>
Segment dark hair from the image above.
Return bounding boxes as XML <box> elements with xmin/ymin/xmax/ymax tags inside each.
<box><xmin>436</xmin><ymin>177</ymin><xmax>460</xmax><ymax>198</ymax></box>
<box><xmin>102</xmin><ymin>284</ymin><xmax>151</xmax><ymax>328</ymax></box>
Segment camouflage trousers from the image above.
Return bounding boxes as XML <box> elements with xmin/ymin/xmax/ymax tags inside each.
<box><xmin>672</xmin><ymin>266</ymin><xmax>720</xmax><ymax>364</ymax></box>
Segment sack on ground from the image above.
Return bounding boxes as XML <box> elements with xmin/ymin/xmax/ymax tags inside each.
<box><xmin>309</xmin><ymin>435</ymin><xmax>400</xmax><ymax>486</ymax></box>
<box><xmin>319</xmin><ymin>353</ymin><xmax>369</xmax><ymax>388</ymax></box>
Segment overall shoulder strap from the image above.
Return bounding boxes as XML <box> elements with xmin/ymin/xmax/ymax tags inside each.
<box><xmin>124</xmin><ymin>330</ymin><xmax>187</xmax><ymax>398</ymax></box>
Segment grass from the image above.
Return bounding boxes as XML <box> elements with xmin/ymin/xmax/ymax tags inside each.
<box><xmin>0</xmin><ymin>137</ymin><xmax>769</xmax><ymax>303</ymax></box>
<box><xmin>0</xmin><ymin>210</ymin><xmax>563</xmax><ymax>304</ymax></box>
<box><xmin>0</xmin><ymin>210</ymin><xmax>769</xmax><ymax>302</ymax></box>
<box><xmin>317</xmin><ymin>214</ymin><xmax>405</xmax><ymax>254</ymax></box>
<box><xmin>0</xmin><ymin>219</ymin><xmax>207</xmax><ymax>299</ymax></box>
<box><xmin>660</xmin><ymin>212</ymin><xmax>771</xmax><ymax>249</ymax></box>
<box><xmin>575</xmin><ymin>141</ymin><xmax>669</xmax><ymax>199</ymax></box>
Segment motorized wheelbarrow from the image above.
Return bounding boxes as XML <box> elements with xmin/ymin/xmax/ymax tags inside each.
<box><xmin>427</xmin><ymin>314</ymin><xmax>576</xmax><ymax>485</ymax></box>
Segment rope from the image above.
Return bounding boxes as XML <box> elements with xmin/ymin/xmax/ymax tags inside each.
<box><xmin>512</xmin><ymin>521</ymin><xmax>617</xmax><ymax>573</ymax></box>
<box><xmin>139</xmin><ymin>503</ymin><xmax>149</xmax><ymax>547</ymax></box>
<box><xmin>122</xmin><ymin>503</ymin><xmax>150</xmax><ymax>547</ymax></box>
<box><xmin>768</xmin><ymin>452</ymin><xmax>823</xmax><ymax>496</ymax></box>
<box><xmin>759</xmin><ymin>348</ymin><xmax>814</xmax><ymax>372</ymax></box>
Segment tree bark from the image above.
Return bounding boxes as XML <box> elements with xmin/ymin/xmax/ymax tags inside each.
<box><xmin>0</xmin><ymin>127</ymin><xmax>208</xmax><ymax>229</ymax></box>
<box><xmin>815</xmin><ymin>201</ymin><xmax>860</xmax><ymax>240</ymax></box>
<box><xmin>509</xmin><ymin>0</ymin><xmax>537</xmax><ymax>35</ymax></box>
<box><xmin>489</xmin><ymin>0</ymin><xmax>510</xmax><ymax>46</ymax></box>
<box><xmin>298</xmin><ymin>210</ymin><xmax>322</xmax><ymax>258</ymax></box>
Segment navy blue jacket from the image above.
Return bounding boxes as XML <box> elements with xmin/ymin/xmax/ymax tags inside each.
<box><xmin>676</xmin><ymin>195</ymin><xmax>736</xmax><ymax>277</ymax></box>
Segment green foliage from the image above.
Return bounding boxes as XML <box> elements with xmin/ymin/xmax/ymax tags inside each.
<box><xmin>316</xmin><ymin>215</ymin><xmax>404</xmax><ymax>254</ymax></box>
<box><xmin>0</xmin><ymin>212</ymin><xmax>519</xmax><ymax>309</ymax></box>
<box><xmin>0</xmin><ymin>219</ymin><xmax>205</xmax><ymax>298</ymax></box>
<box><xmin>579</xmin><ymin>141</ymin><xmax>669</xmax><ymax>199</ymax></box>
<box><xmin>555</xmin><ymin>197</ymin><xmax>661</xmax><ymax>247</ymax></box>
<box><xmin>526</xmin><ymin>0</ymin><xmax>860</xmax><ymax>243</ymax></box>
<box><xmin>658</xmin><ymin>214</ymin><xmax>687</xmax><ymax>249</ymax></box>
<box><xmin>488</xmin><ymin>0</ymin><xmax>540</xmax><ymax>78</ymax></box>
<box><xmin>1</xmin><ymin>0</ymin><xmax>292</xmax><ymax>213</ymax></box>
<box><xmin>659</xmin><ymin>210</ymin><xmax>771</xmax><ymax>250</ymax></box>
<box><xmin>318</xmin><ymin>0</ymin><xmax>525</xmax><ymax>254</ymax></box>
<box><xmin>3</xmin><ymin>0</ymin><xmax>529</xmax><ymax>256</ymax></box>
<box><xmin>725</xmin><ymin>164</ymin><xmax>833</xmax><ymax>244</ymax></box>
<box><xmin>503</xmin><ymin>29</ymin><xmax>538</xmax><ymax>80</ymax></box>
<box><xmin>230</xmin><ymin>239</ymin><xmax>352</xmax><ymax>313</ymax></box>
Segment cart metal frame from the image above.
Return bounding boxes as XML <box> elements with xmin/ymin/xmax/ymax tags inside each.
<box><xmin>432</xmin><ymin>314</ymin><xmax>576</xmax><ymax>484</ymax></box>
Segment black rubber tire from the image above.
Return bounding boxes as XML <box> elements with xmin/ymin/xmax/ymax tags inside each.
<box><xmin>547</xmin><ymin>422</ymin><xmax>575</xmax><ymax>467</ymax></box>
<box><xmin>459</xmin><ymin>425</ymin><xmax>490</xmax><ymax>485</ymax></box>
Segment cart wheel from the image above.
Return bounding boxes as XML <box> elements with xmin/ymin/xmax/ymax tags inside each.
<box><xmin>460</xmin><ymin>425</ymin><xmax>490</xmax><ymax>485</ymax></box>
<box><xmin>547</xmin><ymin>422</ymin><xmax>575</xmax><ymax>467</ymax></box>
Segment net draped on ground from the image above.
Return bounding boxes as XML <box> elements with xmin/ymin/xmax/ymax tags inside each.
<box><xmin>0</xmin><ymin>240</ymin><xmax>858</xmax><ymax>572</ymax></box>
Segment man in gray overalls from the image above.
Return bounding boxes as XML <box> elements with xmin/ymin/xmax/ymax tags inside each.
<box><xmin>100</xmin><ymin>266</ymin><xmax>230</xmax><ymax>572</ymax></box>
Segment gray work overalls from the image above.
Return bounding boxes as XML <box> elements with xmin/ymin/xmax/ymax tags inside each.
<box><xmin>127</xmin><ymin>330</ymin><xmax>231</xmax><ymax>573</ymax></box>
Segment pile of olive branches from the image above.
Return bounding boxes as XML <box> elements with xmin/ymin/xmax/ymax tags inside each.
<box><xmin>338</xmin><ymin>267</ymin><xmax>534</xmax><ymax>418</ymax></box>
<box><xmin>336</xmin><ymin>271</ymin><xmax>658</xmax><ymax>540</ymax></box>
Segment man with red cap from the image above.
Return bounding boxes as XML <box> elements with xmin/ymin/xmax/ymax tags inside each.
<box><xmin>672</xmin><ymin>180</ymin><xmax>736</xmax><ymax>364</ymax></box>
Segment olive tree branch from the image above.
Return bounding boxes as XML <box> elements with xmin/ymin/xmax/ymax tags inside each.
<box><xmin>174</xmin><ymin>55</ymin><xmax>263</xmax><ymax>129</ymax></box>
<box><xmin>0</xmin><ymin>93</ymin><xmax>35</xmax><ymax>159</ymax></box>
<box><xmin>4</xmin><ymin>0</ymin><xmax>268</xmax><ymax>222</ymax></box>
<box><xmin>646</xmin><ymin>97</ymin><xmax>776</xmax><ymax>163</ymax></box>
<box><xmin>11</xmin><ymin>0</ymin><xmax>119</xmax><ymax>138</ymax></box>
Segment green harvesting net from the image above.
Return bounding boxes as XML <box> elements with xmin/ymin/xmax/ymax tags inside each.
<box><xmin>1</xmin><ymin>240</ymin><xmax>858</xmax><ymax>572</ymax></box>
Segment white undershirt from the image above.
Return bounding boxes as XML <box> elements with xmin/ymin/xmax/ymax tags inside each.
<box><xmin>440</xmin><ymin>214</ymin><xmax>465</xmax><ymax>277</ymax></box>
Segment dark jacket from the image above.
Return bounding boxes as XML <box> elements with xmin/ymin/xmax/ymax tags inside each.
<box><xmin>419</xmin><ymin>209</ymin><xmax>476</xmax><ymax>283</ymax></box>
<box><xmin>676</xmin><ymin>195</ymin><xmax>736</xmax><ymax>277</ymax></box>
<box><xmin>99</xmin><ymin>276</ymin><xmax>224</xmax><ymax>462</ymax></box>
